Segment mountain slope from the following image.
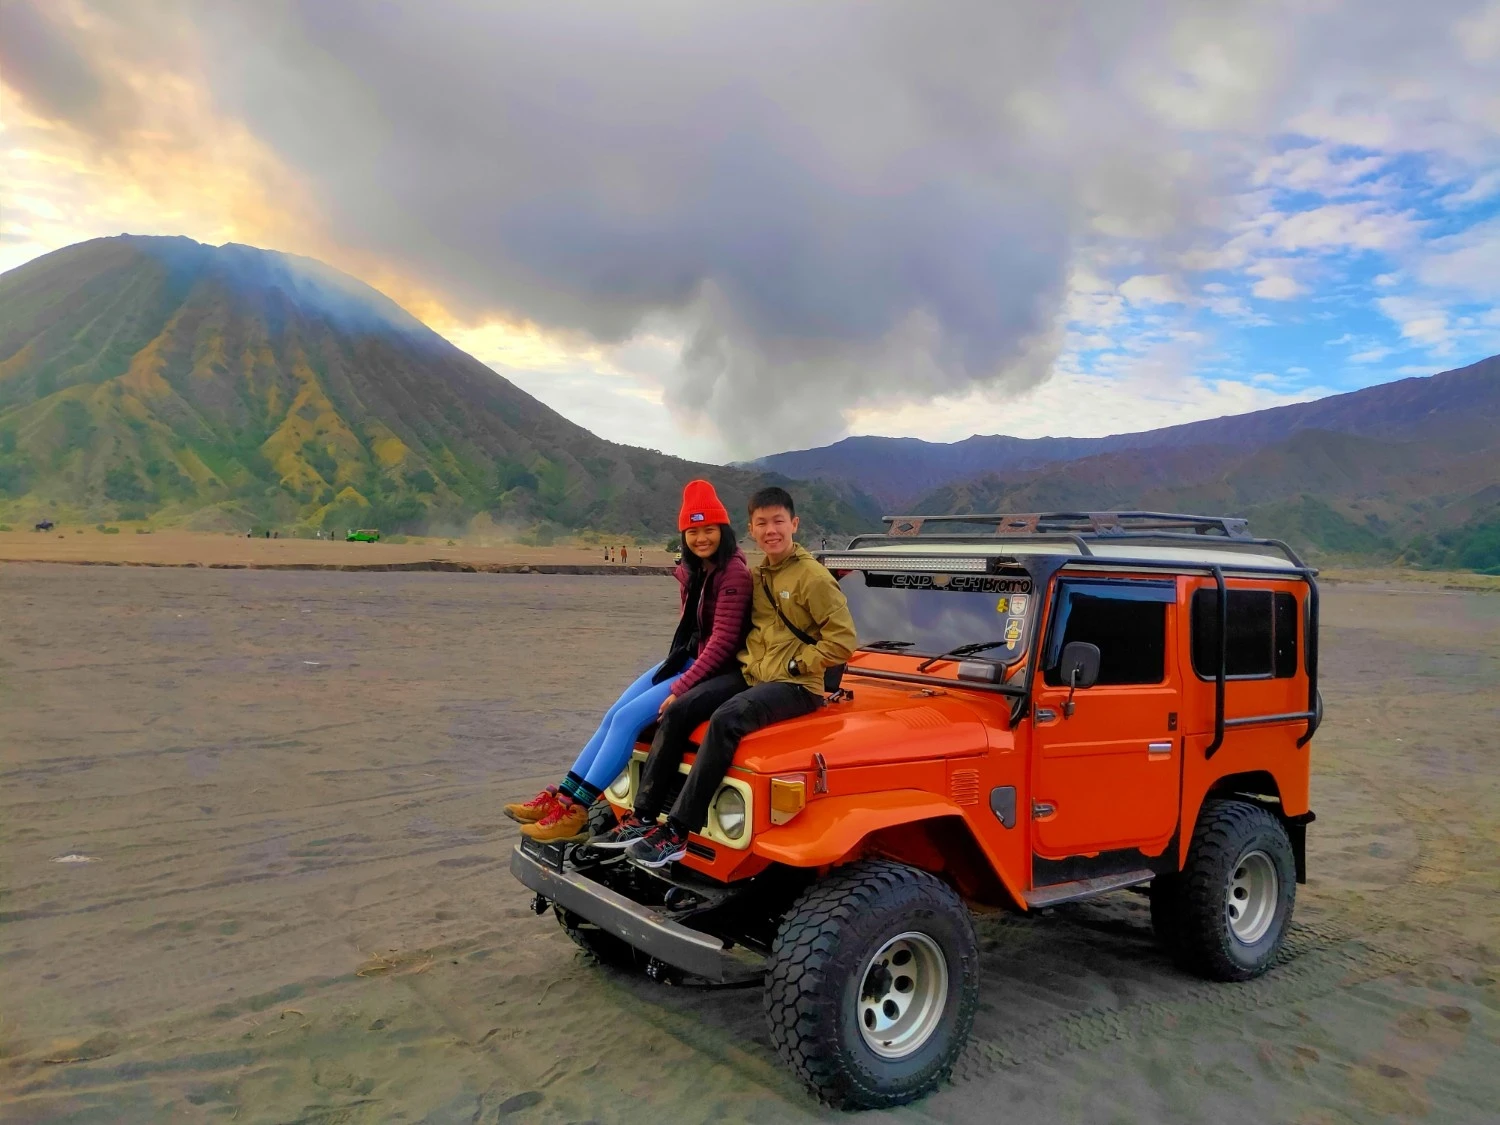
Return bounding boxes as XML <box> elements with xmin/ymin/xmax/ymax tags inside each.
<box><xmin>910</xmin><ymin>423</ymin><xmax>1500</xmax><ymax>561</ymax></box>
<box><xmin>755</xmin><ymin>355</ymin><xmax>1500</xmax><ymax>507</ymax></box>
<box><xmin>0</xmin><ymin>236</ymin><xmax>872</xmax><ymax>535</ymax></box>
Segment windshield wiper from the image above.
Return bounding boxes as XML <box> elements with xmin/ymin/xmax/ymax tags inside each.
<box><xmin>862</xmin><ymin>640</ymin><xmax>916</xmax><ymax>651</ymax></box>
<box><xmin>915</xmin><ymin>641</ymin><xmax>1008</xmax><ymax>673</ymax></box>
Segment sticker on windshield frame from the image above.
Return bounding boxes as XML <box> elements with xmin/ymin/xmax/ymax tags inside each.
<box><xmin>878</xmin><ymin>573</ymin><xmax>1033</xmax><ymax>594</ymax></box>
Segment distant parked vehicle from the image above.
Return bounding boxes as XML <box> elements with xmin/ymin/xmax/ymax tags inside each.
<box><xmin>34</xmin><ymin>519</ymin><xmax>54</xmax><ymax>532</ymax></box>
<box><xmin>346</xmin><ymin>528</ymin><xmax>380</xmax><ymax>542</ymax></box>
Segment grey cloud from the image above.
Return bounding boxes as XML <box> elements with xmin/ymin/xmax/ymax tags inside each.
<box><xmin>8</xmin><ymin>0</ymin><xmax>1497</xmax><ymax>454</ymax></box>
<box><xmin>0</xmin><ymin>0</ymin><xmax>104</xmax><ymax>123</ymax></box>
<box><xmin>184</xmin><ymin>0</ymin><xmax>1205</xmax><ymax>451</ymax></box>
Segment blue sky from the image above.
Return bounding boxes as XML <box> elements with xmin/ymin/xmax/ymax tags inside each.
<box><xmin>2</xmin><ymin>1</ymin><xmax>1498</xmax><ymax>461</ymax></box>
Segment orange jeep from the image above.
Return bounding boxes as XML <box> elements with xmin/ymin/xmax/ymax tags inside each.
<box><xmin>511</xmin><ymin>512</ymin><xmax>1320</xmax><ymax>1109</ymax></box>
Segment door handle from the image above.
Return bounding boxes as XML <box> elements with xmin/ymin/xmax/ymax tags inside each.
<box><xmin>1147</xmin><ymin>741</ymin><xmax>1173</xmax><ymax>759</ymax></box>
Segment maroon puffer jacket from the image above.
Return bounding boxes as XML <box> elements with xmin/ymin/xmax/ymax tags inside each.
<box><xmin>670</xmin><ymin>550</ymin><xmax>752</xmax><ymax>695</ymax></box>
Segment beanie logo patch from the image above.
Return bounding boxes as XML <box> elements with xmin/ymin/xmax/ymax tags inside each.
<box><xmin>690</xmin><ymin>512</ymin><xmax>706</xmax><ymax>522</ymax></box>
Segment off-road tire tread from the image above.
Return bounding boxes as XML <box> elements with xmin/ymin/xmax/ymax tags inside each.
<box><xmin>554</xmin><ymin>905</ymin><xmax>645</xmax><ymax>972</ymax></box>
<box><xmin>765</xmin><ymin>859</ymin><xmax>979</xmax><ymax>1110</ymax></box>
<box><xmin>1177</xmin><ymin>799</ymin><xmax>1295</xmax><ymax>982</ymax></box>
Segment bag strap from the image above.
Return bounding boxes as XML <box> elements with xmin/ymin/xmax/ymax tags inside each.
<box><xmin>761</xmin><ymin>574</ymin><xmax>817</xmax><ymax>647</ymax></box>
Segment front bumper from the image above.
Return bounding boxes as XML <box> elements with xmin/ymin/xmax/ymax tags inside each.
<box><xmin>509</xmin><ymin>845</ymin><xmax>764</xmax><ymax>984</ymax></box>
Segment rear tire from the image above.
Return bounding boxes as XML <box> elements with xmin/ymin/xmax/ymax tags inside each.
<box><xmin>764</xmin><ymin>860</ymin><xmax>979</xmax><ymax>1110</ymax></box>
<box><xmin>1174</xmin><ymin>800</ymin><xmax>1296</xmax><ymax>981</ymax></box>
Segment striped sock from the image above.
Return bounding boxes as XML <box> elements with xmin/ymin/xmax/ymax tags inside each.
<box><xmin>559</xmin><ymin>772</ymin><xmax>602</xmax><ymax>806</ymax></box>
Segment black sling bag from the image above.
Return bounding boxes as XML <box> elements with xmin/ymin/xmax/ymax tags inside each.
<box><xmin>761</xmin><ymin>575</ymin><xmax>845</xmax><ymax>694</ymax></box>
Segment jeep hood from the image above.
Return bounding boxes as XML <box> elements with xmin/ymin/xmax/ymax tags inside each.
<box><xmin>728</xmin><ymin>681</ymin><xmax>1000</xmax><ymax>774</ymax></box>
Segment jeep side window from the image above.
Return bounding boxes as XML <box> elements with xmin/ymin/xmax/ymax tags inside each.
<box><xmin>1190</xmin><ymin>589</ymin><xmax>1299</xmax><ymax>679</ymax></box>
<box><xmin>1042</xmin><ymin>581</ymin><xmax>1171</xmax><ymax>686</ymax></box>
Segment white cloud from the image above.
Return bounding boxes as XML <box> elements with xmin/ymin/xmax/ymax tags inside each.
<box><xmin>844</xmin><ymin>353</ymin><xmax>1327</xmax><ymax>444</ymax></box>
<box><xmin>1439</xmin><ymin>168</ymin><xmax>1500</xmax><ymax>207</ymax></box>
<box><xmin>1119</xmin><ymin>274</ymin><xmax>1186</xmax><ymax>304</ymax></box>
<box><xmin>1287</xmin><ymin>108</ymin><xmax>1397</xmax><ymax>151</ymax></box>
<box><xmin>1253</xmin><ymin>143</ymin><xmax>1384</xmax><ymax>194</ymax></box>
<box><xmin>1376</xmin><ymin>296</ymin><xmax>1453</xmax><ymax>351</ymax></box>
<box><xmin>1252</xmin><ymin>275</ymin><xmax>1304</xmax><ymax>300</ymax></box>
<box><xmin>1415</xmin><ymin>217</ymin><xmax>1500</xmax><ymax>299</ymax></box>
<box><xmin>1266</xmin><ymin>202</ymin><xmax>1419</xmax><ymax>253</ymax></box>
<box><xmin>1349</xmin><ymin>346</ymin><xmax>1393</xmax><ymax>363</ymax></box>
<box><xmin>1204</xmin><ymin>294</ymin><xmax>1264</xmax><ymax>322</ymax></box>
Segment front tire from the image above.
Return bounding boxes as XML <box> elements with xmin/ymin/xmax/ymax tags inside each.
<box><xmin>764</xmin><ymin>860</ymin><xmax>979</xmax><ymax>1110</ymax></box>
<box><xmin>553</xmin><ymin>905</ymin><xmax>647</xmax><ymax>972</ymax></box>
<box><xmin>1174</xmin><ymin>800</ymin><xmax>1296</xmax><ymax>981</ymax></box>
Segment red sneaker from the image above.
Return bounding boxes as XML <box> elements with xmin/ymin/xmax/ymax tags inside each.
<box><xmin>504</xmin><ymin>786</ymin><xmax>559</xmax><ymax>824</ymax></box>
<box><xmin>520</xmin><ymin>798</ymin><xmax>590</xmax><ymax>842</ymax></box>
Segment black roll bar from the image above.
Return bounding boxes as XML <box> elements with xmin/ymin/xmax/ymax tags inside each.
<box><xmin>1298</xmin><ymin>572</ymin><xmax>1321</xmax><ymax>747</ymax></box>
<box><xmin>1204</xmin><ymin>565</ymin><xmax>1228</xmax><ymax>760</ymax></box>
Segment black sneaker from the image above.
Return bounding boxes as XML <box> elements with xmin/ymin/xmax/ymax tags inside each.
<box><xmin>626</xmin><ymin>825</ymin><xmax>688</xmax><ymax>869</ymax></box>
<box><xmin>590</xmin><ymin>814</ymin><xmax>655</xmax><ymax>850</ymax></box>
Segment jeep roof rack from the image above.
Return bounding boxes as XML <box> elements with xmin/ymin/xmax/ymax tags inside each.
<box><xmin>839</xmin><ymin>510</ymin><xmax>1307</xmax><ymax>568</ymax></box>
<box><xmin>880</xmin><ymin>511</ymin><xmax>1251</xmax><ymax>539</ymax></box>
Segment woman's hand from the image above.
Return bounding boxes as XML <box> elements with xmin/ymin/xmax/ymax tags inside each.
<box><xmin>658</xmin><ymin>693</ymin><xmax>677</xmax><ymax>715</ymax></box>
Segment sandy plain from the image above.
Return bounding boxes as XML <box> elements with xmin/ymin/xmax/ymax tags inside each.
<box><xmin>0</xmin><ymin>530</ymin><xmax>679</xmax><ymax>572</ymax></box>
<box><xmin>0</xmin><ymin>563</ymin><xmax>1496</xmax><ymax>1124</ymax></box>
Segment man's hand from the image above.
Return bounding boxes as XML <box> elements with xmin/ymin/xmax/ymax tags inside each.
<box><xmin>658</xmin><ymin>693</ymin><xmax>677</xmax><ymax>715</ymax></box>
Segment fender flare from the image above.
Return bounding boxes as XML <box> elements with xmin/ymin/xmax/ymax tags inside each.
<box><xmin>751</xmin><ymin>789</ymin><xmax>970</xmax><ymax>867</ymax></box>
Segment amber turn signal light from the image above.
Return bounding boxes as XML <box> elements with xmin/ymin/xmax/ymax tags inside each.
<box><xmin>770</xmin><ymin>776</ymin><xmax>807</xmax><ymax>825</ymax></box>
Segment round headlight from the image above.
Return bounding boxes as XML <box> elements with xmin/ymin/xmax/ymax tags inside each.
<box><xmin>713</xmin><ymin>786</ymin><xmax>747</xmax><ymax>840</ymax></box>
<box><xmin>608</xmin><ymin>769</ymin><xmax>631</xmax><ymax>800</ymax></box>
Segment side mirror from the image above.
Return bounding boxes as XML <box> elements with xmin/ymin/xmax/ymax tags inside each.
<box><xmin>1059</xmin><ymin>641</ymin><xmax>1101</xmax><ymax>717</ymax></box>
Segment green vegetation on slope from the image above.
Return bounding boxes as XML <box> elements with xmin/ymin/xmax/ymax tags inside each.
<box><xmin>1401</xmin><ymin>506</ymin><xmax>1500</xmax><ymax>574</ymax></box>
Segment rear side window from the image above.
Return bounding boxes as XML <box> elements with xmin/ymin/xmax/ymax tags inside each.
<box><xmin>1043</xmin><ymin>581</ymin><xmax>1172</xmax><ymax>686</ymax></box>
<box><xmin>1191</xmin><ymin>589</ymin><xmax>1299</xmax><ymax>679</ymax></box>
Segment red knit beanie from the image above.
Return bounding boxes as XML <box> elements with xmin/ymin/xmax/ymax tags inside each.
<box><xmin>679</xmin><ymin>479</ymin><xmax>731</xmax><ymax>531</ymax></box>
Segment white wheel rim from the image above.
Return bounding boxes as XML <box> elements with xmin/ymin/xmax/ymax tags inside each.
<box><xmin>856</xmin><ymin>931</ymin><xmax>948</xmax><ymax>1060</ymax></box>
<box><xmin>1226</xmin><ymin>849</ymin><xmax>1278</xmax><ymax>944</ymax></box>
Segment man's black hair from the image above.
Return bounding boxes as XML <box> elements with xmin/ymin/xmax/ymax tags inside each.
<box><xmin>680</xmin><ymin>524</ymin><xmax>739</xmax><ymax>572</ymax></box>
<box><xmin>747</xmin><ymin>486</ymin><xmax>795</xmax><ymax>519</ymax></box>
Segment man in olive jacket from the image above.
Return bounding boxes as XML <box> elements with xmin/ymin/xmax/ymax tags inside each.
<box><xmin>618</xmin><ymin>486</ymin><xmax>857</xmax><ymax>867</ymax></box>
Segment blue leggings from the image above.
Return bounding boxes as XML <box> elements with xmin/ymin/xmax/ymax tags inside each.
<box><xmin>570</xmin><ymin>661</ymin><xmax>691</xmax><ymax>790</ymax></box>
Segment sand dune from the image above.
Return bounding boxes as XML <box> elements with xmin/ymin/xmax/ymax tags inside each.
<box><xmin>0</xmin><ymin>565</ymin><xmax>1495</xmax><ymax>1123</ymax></box>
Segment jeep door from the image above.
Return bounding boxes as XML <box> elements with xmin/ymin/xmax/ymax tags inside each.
<box><xmin>1030</xmin><ymin>577</ymin><xmax>1182</xmax><ymax>860</ymax></box>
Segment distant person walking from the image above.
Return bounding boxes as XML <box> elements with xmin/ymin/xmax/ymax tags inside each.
<box><xmin>603</xmin><ymin>545</ymin><xmax>610</xmax><ymax>564</ymax></box>
<box><xmin>505</xmin><ymin>480</ymin><xmax>752</xmax><ymax>842</ymax></box>
<box><xmin>620</xmin><ymin>544</ymin><xmax>628</xmax><ymax>566</ymax></box>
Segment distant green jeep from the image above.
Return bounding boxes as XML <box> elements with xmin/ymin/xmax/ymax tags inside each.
<box><xmin>346</xmin><ymin>529</ymin><xmax>380</xmax><ymax>543</ymax></box>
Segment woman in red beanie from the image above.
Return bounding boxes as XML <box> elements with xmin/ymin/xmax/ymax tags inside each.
<box><xmin>506</xmin><ymin>479</ymin><xmax>752</xmax><ymax>841</ymax></box>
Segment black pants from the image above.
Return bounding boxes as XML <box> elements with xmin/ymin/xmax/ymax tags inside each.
<box><xmin>635</xmin><ymin>673</ymin><xmax>821</xmax><ymax>833</ymax></box>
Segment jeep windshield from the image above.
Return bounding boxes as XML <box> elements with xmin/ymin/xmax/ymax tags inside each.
<box><xmin>838</xmin><ymin>569</ymin><xmax>1037</xmax><ymax>667</ymax></box>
